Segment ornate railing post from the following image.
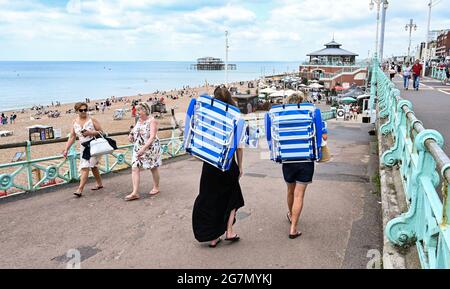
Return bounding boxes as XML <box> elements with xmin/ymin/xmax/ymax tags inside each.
<box><xmin>386</xmin><ymin>130</ymin><xmax>443</xmax><ymax>249</ymax></box>
<box><xmin>369</xmin><ymin>55</ymin><xmax>378</xmax><ymax>124</ymax></box>
<box><xmin>25</xmin><ymin>141</ymin><xmax>34</xmax><ymax>191</ymax></box>
<box><xmin>379</xmin><ymin>86</ymin><xmax>399</xmax><ymax>135</ymax></box>
<box><xmin>67</xmin><ymin>136</ymin><xmax>78</xmax><ymax>182</ymax></box>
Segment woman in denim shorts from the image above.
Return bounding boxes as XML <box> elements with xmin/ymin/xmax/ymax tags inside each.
<box><xmin>284</xmin><ymin>94</ymin><xmax>328</xmax><ymax>239</ymax></box>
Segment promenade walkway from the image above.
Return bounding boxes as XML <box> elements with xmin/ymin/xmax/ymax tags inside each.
<box><xmin>393</xmin><ymin>75</ymin><xmax>450</xmax><ymax>155</ymax></box>
<box><xmin>0</xmin><ymin>120</ymin><xmax>381</xmax><ymax>269</ymax></box>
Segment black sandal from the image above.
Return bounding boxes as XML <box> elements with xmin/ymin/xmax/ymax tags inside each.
<box><xmin>91</xmin><ymin>186</ymin><xmax>104</xmax><ymax>191</ymax></box>
<box><xmin>208</xmin><ymin>238</ymin><xmax>222</xmax><ymax>248</ymax></box>
<box><xmin>73</xmin><ymin>192</ymin><xmax>83</xmax><ymax>198</ymax></box>
<box><xmin>225</xmin><ymin>234</ymin><xmax>240</xmax><ymax>242</ymax></box>
<box><xmin>289</xmin><ymin>232</ymin><xmax>302</xmax><ymax>239</ymax></box>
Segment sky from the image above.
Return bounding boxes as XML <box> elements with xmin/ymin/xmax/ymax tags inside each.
<box><xmin>0</xmin><ymin>0</ymin><xmax>448</xmax><ymax>61</ymax></box>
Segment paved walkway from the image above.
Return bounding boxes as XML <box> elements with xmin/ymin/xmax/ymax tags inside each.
<box><xmin>393</xmin><ymin>75</ymin><xmax>450</xmax><ymax>155</ymax></box>
<box><xmin>0</xmin><ymin>120</ymin><xmax>382</xmax><ymax>269</ymax></box>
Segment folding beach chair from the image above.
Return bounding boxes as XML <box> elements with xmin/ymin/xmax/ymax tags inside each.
<box><xmin>241</xmin><ymin>120</ymin><xmax>260</xmax><ymax>149</ymax></box>
<box><xmin>11</xmin><ymin>151</ymin><xmax>25</xmax><ymax>163</ymax></box>
<box><xmin>265</xmin><ymin>103</ymin><xmax>323</xmax><ymax>163</ymax></box>
<box><xmin>184</xmin><ymin>94</ymin><xmax>245</xmax><ymax>171</ymax></box>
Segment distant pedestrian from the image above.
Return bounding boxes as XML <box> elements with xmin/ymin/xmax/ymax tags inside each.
<box><xmin>402</xmin><ymin>62</ymin><xmax>412</xmax><ymax>90</ymax></box>
<box><xmin>443</xmin><ymin>60</ymin><xmax>450</xmax><ymax>85</ymax></box>
<box><xmin>389</xmin><ymin>63</ymin><xmax>396</xmax><ymax>81</ymax></box>
<box><xmin>412</xmin><ymin>60</ymin><xmax>423</xmax><ymax>91</ymax></box>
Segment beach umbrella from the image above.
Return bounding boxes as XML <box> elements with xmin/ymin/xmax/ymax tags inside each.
<box><xmin>308</xmin><ymin>83</ymin><xmax>323</xmax><ymax>89</ymax></box>
<box><xmin>357</xmin><ymin>94</ymin><xmax>370</xmax><ymax>100</ymax></box>
<box><xmin>340</xmin><ymin>97</ymin><xmax>357</xmax><ymax>104</ymax></box>
<box><xmin>260</xmin><ymin>87</ymin><xmax>277</xmax><ymax>94</ymax></box>
<box><xmin>284</xmin><ymin>90</ymin><xmax>297</xmax><ymax>96</ymax></box>
<box><xmin>269</xmin><ymin>90</ymin><xmax>297</xmax><ymax>98</ymax></box>
<box><xmin>299</xmin><ymin>84</ymin><xmax>307</xmax><ymax>87</ymax></box>
<box><xmin>269</xmin><ymin>91</ymin><xmax>286</xmax><ymax>97</ymax></box>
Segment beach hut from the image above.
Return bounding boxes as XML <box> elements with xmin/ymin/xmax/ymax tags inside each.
<box><xmin>27</xmin><ymin>125</ymin><xmax>54</xmax><ymax>142</ymax></box>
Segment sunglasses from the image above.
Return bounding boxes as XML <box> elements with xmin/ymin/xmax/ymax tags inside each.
<box><xmin>78</xmin><ymin>109</ymin><xmax>88</xmax><ymax>113</ymax></box>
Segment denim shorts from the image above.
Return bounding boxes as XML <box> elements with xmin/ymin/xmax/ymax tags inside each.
<box><xmin>282</xmin><ymin>161</ymin><xmax>315</xmax><ymax>185</ymax></box>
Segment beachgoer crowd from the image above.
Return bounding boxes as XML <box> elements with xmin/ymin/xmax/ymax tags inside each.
<box><xmin>1</xmin><ymin>113</ymin><xmax>17</xmax><ymax>125</ymax></box>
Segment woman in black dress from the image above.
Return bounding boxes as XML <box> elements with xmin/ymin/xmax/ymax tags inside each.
<box><xmin>192</xmin><ymin>86</ymin><xmax>245</xmax><ymax>248</ymax></box>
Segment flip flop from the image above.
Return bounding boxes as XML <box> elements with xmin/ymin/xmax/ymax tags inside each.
<box><xmin>289</xmin><ymin>231</ymin><xmax>302</xmax><ymax>239</ymax></box>
<box><xmin>208</xmin><ymin>238</ymin><xmax>222</xmax><ymax>248</ymax></box>
<box><xmin>225</xmin><ymin>234</ymin><xmax>240</xmax><ymax>242</ymax></box>
<box><xmin>91</xmin><ymin>186</ymin><xmax>104</xmax><ymax>191</ymax></box>
<box><xmin>124</xmin><ymin>194</ymin><xmax>140</xmax><ymax>201</ymax></box>
<box><xmin>149</xmin><ymin>189</ymin><xmax>160</xmax><ymax>196</ymax></box>
<box><xmin>73</xmin><ymin>192</ymin><xmax>83</xmax><ymax>198</ymax></box>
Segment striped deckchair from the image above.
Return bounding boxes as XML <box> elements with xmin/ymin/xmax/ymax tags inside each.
<box><xmin>184</xmin><ymin>94</ymin><xmax>245</xmax><ymax>171</ymax></box>
<box><xmin>265</xmin><ymin>103</ymin><xmax>323</xmax><ymax>163</ymax></box>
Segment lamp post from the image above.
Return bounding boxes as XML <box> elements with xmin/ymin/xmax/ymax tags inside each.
<box><xmin>423</xmin><ymin>0</ymin><xmax>441</xmax><ymax>77</ymax></box>
<box><xmin>405</xmin><ymin>19</ymin><xmax>417</xmax><ymax>63</ymax></box>
<box><xmin>225</xmin><ymin>30</ymin><xmax>229</xmax><ymax>86</ymax></box>
<box><xmin>379</xmin><ymin>0</ymin><xmax>389</xmax><ymax>62</ymax></box>
<box><xmin>369</xmin><ymin>0</ymin><xmax>387</xmax><ymax>60</ymax></box>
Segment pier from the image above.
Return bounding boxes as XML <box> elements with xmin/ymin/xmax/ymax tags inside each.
<box><xmin>190</xmin><ymin>57</ymin><xmax>237</xmax><ymax>71</ymax></box>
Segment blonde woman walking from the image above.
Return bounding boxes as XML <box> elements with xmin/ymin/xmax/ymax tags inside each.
<box><xmin>125</xmin><ymin>103</ymin><xmax>162</xmax><ymax>201</ymax></box>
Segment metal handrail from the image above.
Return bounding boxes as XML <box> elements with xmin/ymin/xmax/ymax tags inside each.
<box><xmin>397</xmin><ymin>89</ymin><xmax>450</xmax><ymax>183</ymax></box>
<box><xmin>374</xmin><ymin>55</ymin><xmax>450</xmax><ymax>269</ymax></box>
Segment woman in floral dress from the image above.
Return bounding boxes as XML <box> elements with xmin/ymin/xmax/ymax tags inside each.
<box><xmin>125</xmin><ymin>103</ymin><xmax>162</xmax><ymax>201</ymax></box>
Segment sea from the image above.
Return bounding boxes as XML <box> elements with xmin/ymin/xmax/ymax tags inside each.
<box><xmin>0</xmin><ymin>61</ymin><xmax>303</xmax><ymax>111</ymax></box>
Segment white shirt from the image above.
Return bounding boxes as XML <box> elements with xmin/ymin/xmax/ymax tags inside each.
<box><xmin>403</xmin><ymin>67</ymin><xmax>412</xmax><ymax>77</ymax></box>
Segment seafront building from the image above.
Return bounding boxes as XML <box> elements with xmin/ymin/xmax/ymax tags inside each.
<box><xmin>299</xmin><ymin>39</ymin><xmax>367</xmax><ymax>89</ymax></box>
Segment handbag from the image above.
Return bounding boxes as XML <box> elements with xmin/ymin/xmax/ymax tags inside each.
<box><xmin>90</xmin><ymin>133</ymin><xmax>115</xmax><ymax>157</ymax></box>
<box><xmin>319</xmin><ymin>141</ymin><xmax>331</xmax><ymax>163</ymax></box>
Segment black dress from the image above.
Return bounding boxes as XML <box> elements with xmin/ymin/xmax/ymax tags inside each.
<box><xmin>192</xmin><ymin>156</ymin><xmax>245</xmax><ymax>242</ymax></box>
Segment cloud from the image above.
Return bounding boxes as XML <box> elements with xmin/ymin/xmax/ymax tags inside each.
<box><xmin>0</xmin><ymin>0</ymin><xmax>448</xmax><ymax>60</ymax></box>
<box><xmin>66</xmin><ymin>0</ymin><xmax>81</xmax><ymax>14</ymax></box>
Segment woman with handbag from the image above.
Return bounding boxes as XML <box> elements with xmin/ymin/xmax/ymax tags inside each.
<box><xmin>63</xmin><ymin>102</ymin><xmax>104</xmax><ymax>198</ymax></box>
<box><xmin>124</xmin><ymin>102</ymin><xmax>162</xmax><ymax>201</ymax></box>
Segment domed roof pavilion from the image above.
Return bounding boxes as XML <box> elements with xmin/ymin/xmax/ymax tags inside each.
<box><xmin>307</xmin><ymin>39</ymin><xmax>358</xmax><ymax>65</ymax></box>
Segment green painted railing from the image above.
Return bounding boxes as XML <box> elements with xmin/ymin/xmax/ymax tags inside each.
<box><xmin>0</xmin><ymin>128</ymin><xmax>184</xmax><ymax>199</ymax></box>
<box><xmin>431</xmin><ymin>67</ymin><xmax>447</xmax><ymax>81</ymax></box>
<box><xmin>373</xmin><ymin>56</ymin><xmax>450</xmax><ymax>269</ymax></box>
<box><xmin>0</xmin><ymin>108</ymin><xmax>336</xmax><ymax>200</ymax></box>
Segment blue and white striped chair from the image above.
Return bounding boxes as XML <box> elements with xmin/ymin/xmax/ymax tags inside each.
<box><xmin>184</xmin><ymin>94</ymin><xmax>245</xmax><ymax>171</ymax></box>
<box><xmin>265</xmin><ymin>103</ymin><xmax>324</xmax><ymax>163</ymax></box>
